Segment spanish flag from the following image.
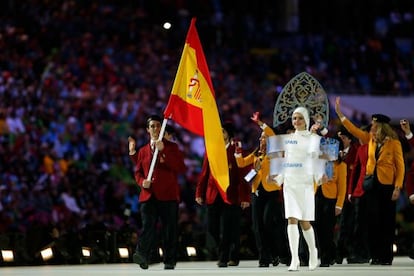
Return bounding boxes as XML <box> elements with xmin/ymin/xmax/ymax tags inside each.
<box><xmin>164</xmin><ymin>18</ymin><xmax>229</xmax><ymax>199</ymax></box>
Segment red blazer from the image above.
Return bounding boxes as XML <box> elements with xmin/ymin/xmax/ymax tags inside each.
<box><xmin>130</xmin><ymin>139</ymin><xmax>186</xmax><ymax>203</ymax></box>
<box><xmin>342</xmin><ymin>143</ymin><xmax>359</xmax><ymax>188</ymax></box>
<box><xmin>348</xmin><ymin>144</ymin><xmax>368</xmax><ymax>198</ymax></box>
<box><xmin>196</xmin><ymin>143</ymin><xmax>251</xmax><ymax>205</ymax></box>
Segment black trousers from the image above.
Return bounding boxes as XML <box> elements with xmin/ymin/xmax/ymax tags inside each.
<box><xmin>336</xmin><ymin>198</ymin><xmax>353</xmax><ymax>259</ymax></box>
<box><xmin>366</xmin><ymin>181</ymin><xmax>396</xmax><ymax>263</ymax></box>
<box><xmin>349</xmin><ymin>196</ymin><xmax>370</xmax><ymax>259</ymax></box>
<box><xmin>251</xmin><ymin>189</ymin><xmax>286</xmax><ymax>264</ymax></box>
<box><xmin>136</xmin><ymin>198</ymin><xmax>178</xmax><ymax>265</ymax></box>
<box><xmin>315</xmin><ymin>188</ymin><xmax>337</xmax><ymax>264</ymax></box>
<box><xmin>207</xmin><ymin>196</ymin><xmax>241</xmax><ymax>263</ymax></box>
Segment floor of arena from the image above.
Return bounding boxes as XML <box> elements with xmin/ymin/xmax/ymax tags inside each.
<box><xmin>0</xmin><ymin>256</ymin><xmax>413</xmax><ymax>276</ymax></box>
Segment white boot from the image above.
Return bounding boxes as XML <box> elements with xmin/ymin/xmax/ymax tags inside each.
<box><xmin>303</xmin><ymin>226</ymin><xmax>318</xmax><ymax>270</ymax></box>
<box><xmin>287</xmin><ymin>224</ymin><xmax>300</xmax><ymax>271</ymax></box>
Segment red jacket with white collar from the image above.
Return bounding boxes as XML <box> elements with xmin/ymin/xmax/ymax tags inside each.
<box><xmin>130</xmin><ymin>138</ymin><xmax>186</xmax><ymax>203</ymax></box>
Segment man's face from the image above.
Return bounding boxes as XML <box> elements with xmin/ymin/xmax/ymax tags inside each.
<box><xmin>147</xmin><ymin>120</ymin><xmax>161</xmax><ymax>140</ymax></box>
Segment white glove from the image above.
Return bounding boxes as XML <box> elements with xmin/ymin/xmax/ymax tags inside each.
<box><xmin>315</xmin><ymin>174</ymin><xmax>328</xmax><ymax>186</ymax></box>
<box><xmin>273</xmin><ymin>174</ymin><xmax>284</xmax><ymax>186</ymax></box>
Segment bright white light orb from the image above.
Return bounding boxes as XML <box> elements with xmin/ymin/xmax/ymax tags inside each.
<box><xmin>163</xmin><ymin>22</ymin><xmax>172</xmax><ymax>30</ymax></box>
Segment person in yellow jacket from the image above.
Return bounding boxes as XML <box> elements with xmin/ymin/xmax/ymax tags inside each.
<box><xmin>335</xmin><ymin>96</ymin><xmax>404</xmax><ymax>265</ymax></box>
<box><xmin>234</xmin><ymin>112</ymin><xmax>288</xmax><ymax>267</ymax></box>
<box><xmin>314</xmin><ymin>149</ymin><xmax>347</xmax><ymax>267</ymax></box>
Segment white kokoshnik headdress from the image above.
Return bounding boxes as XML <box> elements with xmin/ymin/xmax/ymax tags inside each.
<box><xmin>273</xmin><ymin>72</ymin><xmax>329</xmax><ymax>129</ymax></box>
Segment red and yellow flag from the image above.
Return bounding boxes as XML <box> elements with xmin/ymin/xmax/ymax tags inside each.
<box><xmin>164</xmin><ymin>18</ymin><xmax>229</xmax><ymax>198</ymax></box>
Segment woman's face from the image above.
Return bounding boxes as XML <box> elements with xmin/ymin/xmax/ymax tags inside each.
<box><xmin>259</xmin><ymin>132</ymin><xmax>267</xmax><ymax>151</ymax></box>
<box><xmin>292</xmin><ymin>112</ymin><xmax>306</xmax><ymax>130</ymax></box>
<box><xmin>370</xmin><ymin>123</ymin><xmax>378</xmax><ymax>142</ymax></box>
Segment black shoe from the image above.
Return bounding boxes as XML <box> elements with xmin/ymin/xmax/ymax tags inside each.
<box><xmin>335</xmin><ymin>257</ymin><xmax>343</xmax><ymax>264</ymax></box>
<box><xmin>370</xmin><ymin>259</ymin><xmax>380</xmax><ymax>265</ymax></box>
<box><xmin>228</xmin><ymin>260</ymin><xmax>239</xmax><ymax>266</ymax></box>
<box><xmin>217</xmin><ymin>262</ymin><xmax>227</xmax><ymax>267</ymax></box>
<box><xmin>409</xmin><ymin>248</ymin><xmax>414</xmax><ymax>260</ymax></box>
<box><xmin>149</xmin><ymin>251</ymin><xmax>161</xmax><ymax>264</ymax></box>
<box><xmin>380</xmin><ymin>259</ymin><xmax>392</xmax><ymax>265</ymax></box>
<box><xmin>259</xmin><ymin>263</ymin><xmax>269</xmax><ymax>267</ymax></box>
<box><xmin>321</xmin><ymin>258</ymin><xmax>332</xmax><ymax>266</ymax></box>
<box><xmin>279</xmin><ymin>257</ymin><xmax>290</xmax><ymax>265</ymax></box>
<box><xmin>348</xmin><ymin>257</ymin><xmax>369</xmax><ymax>264</ymax></box>
<box><xmin>164</xmin><ymin>263</ymin><xmax>175</xmax><ymax>269</ymax></box>
<box><xmin>272</xmin><ymin>257</ymin><xmax>280</xmax><ymax>266</ymax></box>
<box><xmin>133</xmin><ymin>252</ymin><xmax>148</xmax><ymax>269</ymax></box>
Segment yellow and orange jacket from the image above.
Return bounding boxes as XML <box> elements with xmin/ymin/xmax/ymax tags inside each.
<box><xmin>235</xmin><ymin>124</ymin><xmax>281</xmax><ymax>193</ymax></box>
<box><xmin>342</xmin><ymin>119</ymin><xmax>404</xmax><ymax>189</ymax></box>
<box><xmin>318</xmin><ymin>161</ymin><xmax>347</xmax><ymax>209</ymax></box>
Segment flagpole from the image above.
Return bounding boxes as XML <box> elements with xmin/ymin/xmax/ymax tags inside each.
<box><xmin>147</xmin><ymin>118</ymin><xmax>169</xmax><ymax>181</ymax></box>
<box><xmin>161</xmin><ymin>17</ymin><xmax>229</xmax><ymax>202</ymax></box>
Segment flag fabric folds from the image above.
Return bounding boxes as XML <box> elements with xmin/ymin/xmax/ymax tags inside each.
<box><xmin>164</xmin><ymin>17</ymin><xmax>229</xmax><ymax>199</ymax></box>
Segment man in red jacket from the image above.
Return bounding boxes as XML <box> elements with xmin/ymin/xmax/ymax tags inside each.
<box><xmin>400</xmin><ymin>119</ymin><xmax>414</xmax><ymax>204</ymax></box>
<box><xmin>400</xmin><ymin>119</ymin><xmax>414</xmax><ymax>260</ymax></box>
<box><xmin>346</xmin><ymin>125</ymin><xmax>371</xmax><ymax>264</ymax></box>
<box><xmin>195</xmin><ymin>122</ymin><xmax>250</xmax><ymax>267</ymax></box>
<box><xmin>335</xmin><ymin>127</ymin><xmax>360</xmax><ymax>264</ymax></box>
<box><xmin>128</xmin><ymin>115</ymin><xmax>186</xmax><ymax>270</ymax></box>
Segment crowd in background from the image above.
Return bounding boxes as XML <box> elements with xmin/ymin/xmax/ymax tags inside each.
<box><xmin>1</xmin><ymin>0</ymin><xmax>414</xmax><ymax>265</ymax></box>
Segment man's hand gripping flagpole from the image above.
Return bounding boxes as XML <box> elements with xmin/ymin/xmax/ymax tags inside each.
<box><xmin>147</xmin><ymin>117</ymin><xmax>169</xmax><ymax>181</ymax></box>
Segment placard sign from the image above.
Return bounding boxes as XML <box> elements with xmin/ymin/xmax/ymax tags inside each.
<box><xmin>267</xmin><ymin>134</ymin><xmax>338</xmax><ymax>178</ymax></box>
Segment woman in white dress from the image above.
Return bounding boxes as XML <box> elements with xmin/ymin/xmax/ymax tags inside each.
<box><xmin>274</xmin><ymin>106</ymin><xmax>326</xmax><ymax>271</ymax></box>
